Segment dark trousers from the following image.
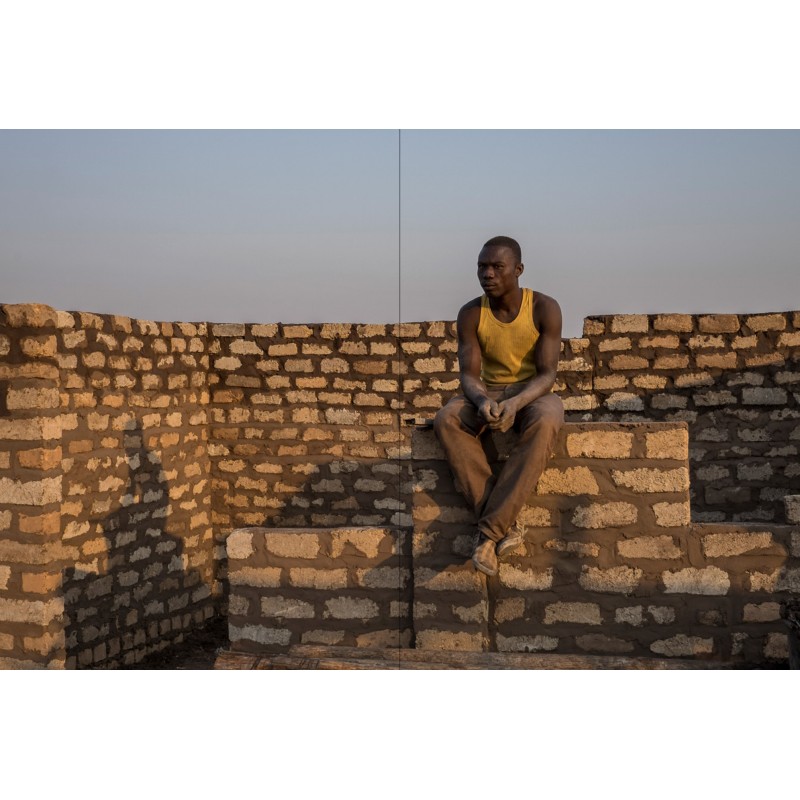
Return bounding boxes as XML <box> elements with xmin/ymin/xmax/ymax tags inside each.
<box><xmin>433</xmin><ymin>386</ymin><xmax>564</xmax><ymax>543</ymax></box>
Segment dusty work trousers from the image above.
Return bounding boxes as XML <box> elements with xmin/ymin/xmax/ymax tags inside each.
<box><xmin>433</xmin><ymin>386</ymin><xmax>564</xmax><ymax>543</ymax></box>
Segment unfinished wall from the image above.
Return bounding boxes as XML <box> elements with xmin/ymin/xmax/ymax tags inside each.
<box><xmin>2</xmin><ymin>302</ymin><xmax>799</xmax><ymax>667</ymax></box>
<box><xmin>0</xmin><ymin>304</ymin><xmax>215</xmax><ymax>668</ymax></box>
<box><xmin>411</xmin><ymin>422</ymin><xmax>796</xmax><ymax>663</ymax></box>
<box><xmin>226</xmin><ymin>526</ymin><xmax>411</xmax><ymax>652</ymax></box>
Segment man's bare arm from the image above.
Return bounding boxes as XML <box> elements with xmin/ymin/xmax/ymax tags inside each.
<box><xmin>491</xmin><ymin>296</ymin><xmax>562</xmax><ymax>432</ymax></box>
<box><xmin>456</xmin><ymin>301</ymin><xmax>500</xmax><ymax>424</ymax></box>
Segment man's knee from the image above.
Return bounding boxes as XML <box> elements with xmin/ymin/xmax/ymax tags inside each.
<box><xmin>519</xmin><ymin>394</ymin><xmax>564</xmax><ymax>437</ymax></box>
<box><xmin>433</xmin><ymin>403</ymin><xmax>459</xmax><ymax>437</ymax></box>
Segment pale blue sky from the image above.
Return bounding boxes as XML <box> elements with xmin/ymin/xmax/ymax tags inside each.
<box><xmin>2</xmin><ymin>130</ymin><xmax>799</xmax><ymax>337</ymax></box>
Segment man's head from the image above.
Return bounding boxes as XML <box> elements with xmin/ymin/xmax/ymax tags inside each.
<box><xmin>477</xmin><ymin>235</ymin><xmax>524</xmax><ymax>298</ymax></box>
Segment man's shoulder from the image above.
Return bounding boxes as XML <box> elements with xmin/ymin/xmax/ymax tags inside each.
<box><xmin>532</xmin><ymin>290</ymin><xmax>562</xmax><ymax>332</ymax></box>
<box><xmin>457</xmin><ymin>296</ymin><xmax>483</xmax><ymax>319</ymax></box>
<box><xmin>532</xmin><ymin>289</ymin><xmax>559</xmax><ymax>310</ymax></box>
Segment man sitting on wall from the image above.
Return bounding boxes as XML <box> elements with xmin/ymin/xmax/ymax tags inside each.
<box><xmin>433</xmin><ymin>235</ymin><xmax>564</xmax><ymax>577</ymax></box>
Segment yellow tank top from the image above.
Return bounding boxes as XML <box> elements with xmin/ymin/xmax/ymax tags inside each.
<box><xmin>477</xmin><ymin>288</ymin><xmax>539</xmax><ymax>385</ymax></box>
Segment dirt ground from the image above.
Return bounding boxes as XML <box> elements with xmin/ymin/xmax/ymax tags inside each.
<box><xmin>122</xmin><ymin>616</ymin><xmax>229</xmax><ymax>669</ymax></box>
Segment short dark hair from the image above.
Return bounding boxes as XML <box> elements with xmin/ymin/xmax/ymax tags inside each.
<box><xmin>482</xmin><ymin>235</ymin><xmax>522</xmax><ymax>264</ymax></box>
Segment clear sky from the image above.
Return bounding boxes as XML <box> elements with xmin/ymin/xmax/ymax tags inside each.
<box><xmin>2</xmin><ymin>130</ymin><xmax>799</xmax><ymax>337</ymax></box>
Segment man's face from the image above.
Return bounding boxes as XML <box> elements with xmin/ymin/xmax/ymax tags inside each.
<box><xmin>477</xmin><ymin>245</ymin><xmax>522</xmax><ymax>298</ymax></box>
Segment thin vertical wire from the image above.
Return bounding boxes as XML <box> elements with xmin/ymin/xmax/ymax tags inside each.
<box><xmin>397</xmin><ymin>128</ymin><xmax>402</xmax><ymax>667</ymax></box>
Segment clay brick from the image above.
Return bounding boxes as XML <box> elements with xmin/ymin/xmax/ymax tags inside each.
<box><xmin>617</xmin><ymin>535</ymin><xmax>681</xmax><ymax>559</ymax></box>
<box><xmin>701</xmin><ymin>531</ymin><xmax>772</xmax><ymax>557</ymax></box>
<box><xmin>496</xmin><ymin>634</ymin><xmax>558</xmax><ymax>652</ymax></box>
<box><xmin>742</xmin><ymin>387</ymin><xmax>787</xmax><ymax>405</ymax></box>
<box><xmin>698</xmin><ymin>314</ymin><xmax>740</xmax><ymax>333</ymax></box>
<box><xmin>611</xmin><ymin>467</ymin><xmax>689</xmax><ymax>493</ymax></box>
<box><xmin>742</xmin><ymin>602</ymin><xmax>781</xmax><ymax>622</ymax></box>
<box><xmin>579</xmin><ymin>565</ymin><xmax>641</xmax><ymax>594</ymax></box>
<box><xmin>778</xmin><ymin>332</ymin><xmax>800</xmax><ymax>347</ymax></box>
<box><xmin>301</xmin><ymin>630</ymin><xmax>345</xmax><ymax>645</ymax></box>
<box><xmin>17</xmin><ymin>447</ymin><xmax>62</xmax><ymax>470</ymax></box>
<box><xmin>598</xmin><ymin>337</ymin><xmax>631</xmax><ymax>352</ymax></box>
<box><xmin>593</xmin><ymin>375</ymin><xmax>627</xmax><ymax>390</ymax></box>
<box><xmin>19</xmin><ymin>335</ymin><xmax>57</xmax><ymax>358</ymax></box>
<box><xmin>543</xmin><ymin>539</ymin><xmax>600</xmax><ymax>557</ymax></box>
<box><xmin>662</xmin><ymin>566</ymin><xmax>729</xmax><ymax>595</ymax></box>
<box><xmin>402</xmin><ymin>342</ymin><xmax>431</xmax><ymax>354</ymax></box>
<box><xmin>562</xmin><ymin>395</ymin><xmax>598</xmax><ymax>411</ymax></box>
<box><xmin>609</xmin><ymin>355</ymin><xmax>648</xmax><ymax>370</ymax></box>
<box><xmin>654</xmin><ymin>354</ymin><xmax>689</xmax><ymax>370</ymax></box>
<box><xmin>653</xmin><ymin>501</ymin><xmax>690</xmax><ymax>527</ymax></box>
<box><xmin>416</xmin><ymin>631</ymin><xmax>485</xmax><ymax>651</ymax></box>
<box><xmin>265</xmin><ymin>532</ymin><xmax>320</xmax><ymax>559</ymax></box>
<box><xmin>746</xmin><ymin>313</ymin><xmax>786</xmax><ymax>332</ymax></box>
<box><xmin>0</xmin><ymin>475</ymin><xmax>61</xmax><ymax>506</ymax></box>
<box><xmin>604</xmin><ymin>393</ymin><xmax>644</xmax><ymax>411</ymax></box>
<box><xmin>583</xmin><ymin>319</ymin><xmax>605</xmax><ymax>336</ymax></box>
<box><xmin>544</xmin><ymin>601</ymin><xmax>601</xmax><ymax>625</ymax></box>
<box><xmin>324</xmin><ymin>597</ymin><xmax>378</xmax><ymax>619</ymax></box>
<box><xmin>572</xmin><ymin>502</ymin><xmax>637</xmax><ymax>529</ymax></box>
<box><xmin>645</xmin><ymin>429</ymin><xmax>688</xmax><ymax>459</ymax></box>
<box><xmin>229</xmin><ymin>625</ymin><xmax>291</xmax><ymax>646</ymax></box>
<box><xmin>536</xmin><ymin>466</ymin><xmax>600</xmax><ymax>495</ymax></box>
<box><xmin>2</xmin><ymin>303</ymin><xmax>58</xmax><ymax>327</ymax></box>
<box><xmin>615</xmin><ymin>606</ymin><xmax>643</xmax><ymax>626</ymax></box>
<box><xmin>225</xmin><ymin>530</ymin><xmax>255</xmax><ymax>560</ymax></box>
<box><xmin>222</xmin><ymin>340</ymin><xmax>262</xmax><ymax>356</ymax></box>
<box><xmin>764</xmin><ymin>633</ymin><xmax>789</xmax><ymax>660</ymax></box>
<box><xmin>261</xmin><ymin>596</ymin><xmax>315</xmax><ymax>618</ymax></box>
<box><xmin>632</xmin><ymin>375</ymin><xmax>667</xmax><ymax>389</ymax></box>
<box><xmin>650</xmin><ymin>634</ymin><xmax>713</xmax><ymax>657</ymax></box>
<box><xmin>654</xmin><ymin>314</ymin><xmax>693</xmax><ymax>332</ymax></box>
<box><xmin>6</xmin><ymin>387</ymin><xmax>60</xmax><ymax>410</ymax></box>
<box><xmin>640</xmin><ymin>335</ymin><xmax>680</xmax><ymax>348</ymax></box>
<box><xmin>356</xmin><ymin>566</ymin><xmax>408</xmax><ymax>589</ymax></box>
<box><xmin>415</xmin><ymin>568</ymin><xmax>483</xmax><ymax>591</ymax></box>
<box><xmin>228</xmin><ymin>567</ymin><xmax>282</xmax><ymax>588</ymax></box>
<box><xmin>289</xmin><ymin>568</ymin><xmax>348</xmax><ymax>589</ymax></box>
<box><xmin>281</xmin><ymin>325</ymin><xmax>312</xmax><ymax>338</ymax></box>
<box><xmin>566</xmin><ymin>430</ymin><xmax>633</xmax><ymax>458</ymax></box>
<box><xmin>357</xmin><ymin>324</ymin><xmax>387</xmax><ymax>337</ymax></box>
<box><xmin>212</xmin><ymin>324</ymin><xmax>245</xmax><ymax>337</ymax></box>
<box><xmin>696</xmin><ymin>353</ymin><xmax>737</xmax><ymax>369</ymax></box>
<box><xmin>494</xmin><ymin>597</ymin><xmax>525</xmax><ymax>623</ymax></box>
<box><xmin>214</xmin><ymin>356</ymin><xmax>242</xmax><ymax>370</ymax></box>
<box><xmin>737</xmin><ymin>462</ymin><xmax>772</xmax><ymax>481</ymax></box>
<box><xmin>694</xmin><ymin>390</ymin><xmax>736</xmax><ymax>406</ymax></box>
<box><xmin>414</xmin><ymin>357</ymin><xmax>446</xmax><ymax>373</ymax></box>
<box><xmin>744</xmin><ymin>353</ymin><xmax>784</xmax><ymax>367</ymax></box>
<box><xmin>498</xmin><ymin>565</ymin><xmax>553</xmax><ymax>590</ymax></box>
<box><xmin>610</xmin><ymin>315</ymin><xmax>648</xmax><ymax>333</ymax></box>
<box><xmin>0</xmin><ymin>565</ymin><xmax>9</xmax><ymax>590</ymax></box>
<box><xmin>284</xmin><ymin>358</ymin><xmax>313</xmax><ymax>372</ymax></box>
<box><xmin>0</xmin><ymin>597</ymin><xmax>64</xmax><ymax>625</ymax></box>
<box><xmin>688</xmin><ymin>334</ymin><xmax>724</xmax><ymax>349</ymax></box>
<box><xmin>517</xmin><ymin>505</ymin><xmax>552</xmax><ymax>527</ymax></box>
<box><xmin>321</xmin><ymin>323</ymin><xmax>352</xmax><ymax>339</ymax></box>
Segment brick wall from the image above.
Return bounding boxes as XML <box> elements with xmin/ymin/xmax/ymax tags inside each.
<box><xmin>2</xmin><ymin>302</ymin><xmax>799</xmax><ymax>666</ymax></box>
<box><xmin>410</xmin><ymin>422</ymin><xmax>796</xmax><ymax>662</ymax></box>
<box><xmin>582</xmin><ymin>312</ymin><xmax>800</xmax><ymax>522</ymax></box>
<box><xmin>1</xmin><ymin>304</ymin><xmax>215</xmax><ymax>668</ymax></box>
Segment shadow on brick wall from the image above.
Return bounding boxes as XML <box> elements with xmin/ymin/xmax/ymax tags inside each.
<box><xmin>60</xmin><ymin>420</ymin><xmax>207</xmax><ymax>668</ymax></box>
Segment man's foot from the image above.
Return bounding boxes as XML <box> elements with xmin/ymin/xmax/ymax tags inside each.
<box><xmin>472</xmin><ymin>535</ymin><xmax>498</xmax><ymax>576</ymax></box>
<box><xmin>496</xmin><ymin>519</ymin><xmax>527</xmax><ymax>558</ymax></box>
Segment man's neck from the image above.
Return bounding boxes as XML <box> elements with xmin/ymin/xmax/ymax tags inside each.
<box><xmin>488</xmin><ymin>285</ymin><xmax>524</xmax><ymax>315</ymax></box>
